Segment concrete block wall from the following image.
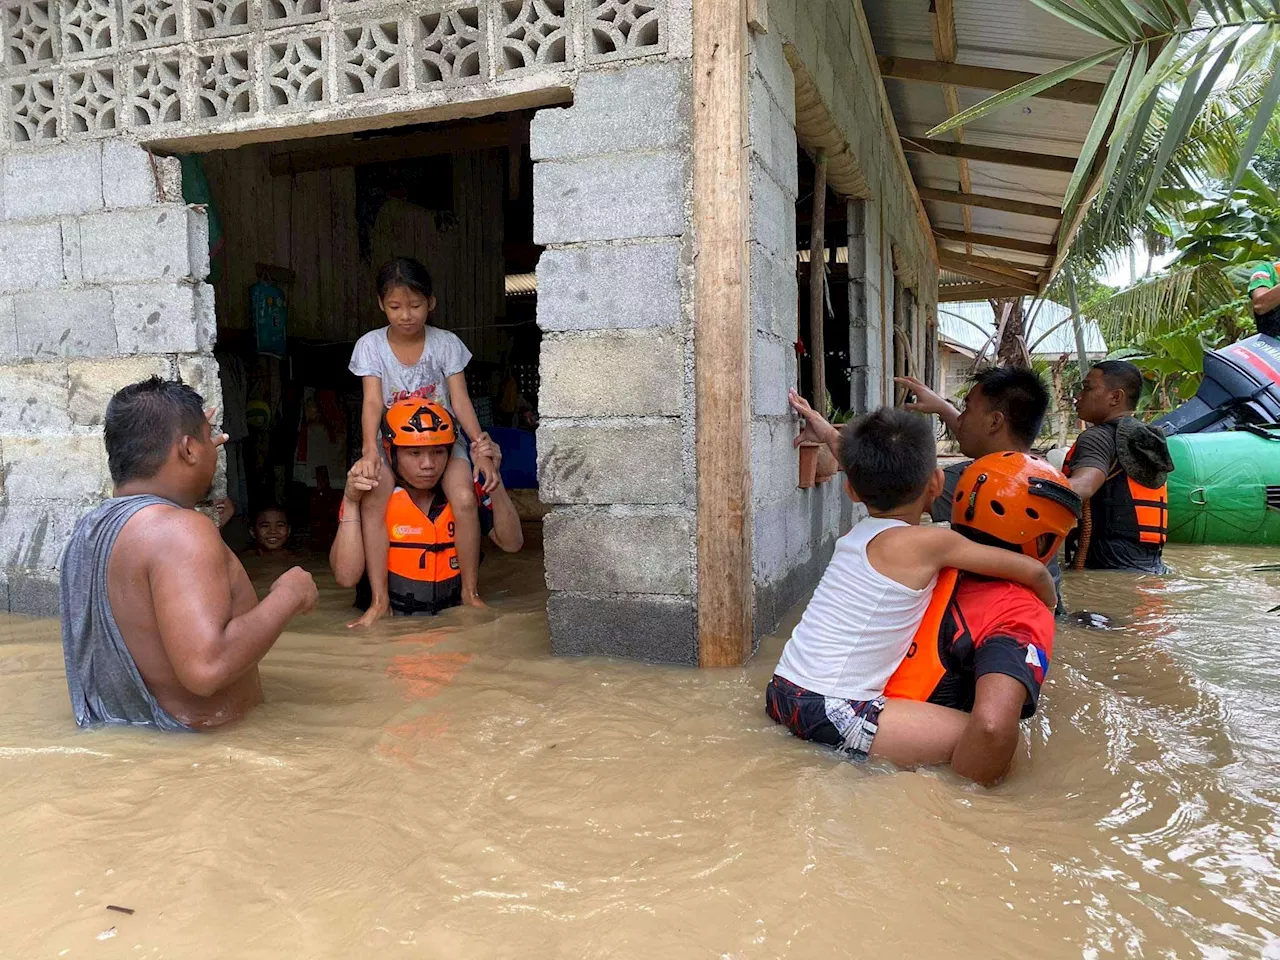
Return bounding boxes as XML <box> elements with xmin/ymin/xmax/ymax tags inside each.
<box><xmin>848</xmin><ymin>196</ymin><xmax>885</xmax><ymax>412</ymax></box>
<box><xmin>747</xmin><ymin>26</ymin><xmax>856</xmax><ymax>643</ymax></box>
<box><xmin>0</xmin><ymin>140</ymin><xmax>211</xmax><ymax>614</ymax></box>
<box><xmin>532</xmin><ymin>59</ymin><xmax>698</xmax><ymax>664</ymax></box>
<box><xmin>769</xmin><ymin>0</ymin><xmax>938</xmax><ymax>356</ymax></box>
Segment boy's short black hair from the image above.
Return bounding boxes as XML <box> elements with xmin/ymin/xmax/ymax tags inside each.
<box><xmin>970</xmin><ymin>366</ymin><xmax>1050</xmax><ymax>449</ymax></box>
<box><xmin>839</xmin><ymin>407</ymin><xmax>937</xmax><ymax>512</ymax></box>
<box><xmin>253</xmin><ymin>505</ymin><xmax>289</xmax><ymax>525</ymax></box>
<box><xmin>1093</xmin><ymin>359</ymin><xmax>1143</xmax><ymax>409</ymax></box>
<box><xmin>104</xmin><ymin>376</ymin><xmax>207</xmax><ymax>486</ymax></box>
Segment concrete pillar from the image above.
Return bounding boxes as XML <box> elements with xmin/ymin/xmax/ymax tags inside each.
<box><xmin>0</xmin><ymin>141</ymin><xmax>210</xmax><ymax>614</ymax></box>
<box><xmin>532</xmin><ymin>61</ymin><xmax>699</xmax><ymax>663</ymax></box>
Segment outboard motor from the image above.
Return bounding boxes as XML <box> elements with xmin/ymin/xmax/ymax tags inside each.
<box><xmin>1153</xmin><ymin>333</ymin><xmax>1280</xmax><ymax>435</ymax></box>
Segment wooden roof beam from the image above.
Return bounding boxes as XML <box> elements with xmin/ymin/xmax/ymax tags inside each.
<box><xmin>940</xmin><ymin>282</ymin><xmax>1030</xmax><ymax>301</ymax></box>
<box><xmin>935</xmin><ymin>227</ymin><xmax>1056</xmax><ymax>256</ymax></box>
<box><xmin>902</xmin><ymin>137</ymin><xmax>1076</xmax><ymax>173</ymax></box>
<box><xmin>938</xmin><ymin>253</ymin><xmax>1040</xmax><ymax>293</ymax></box>
<box><xmin>878</xmin><ymin>56</ymin><xmax>1105</xmax><ymax>105</ymax></box>
<box><xmin>917</xmin><ymin>187</ymin><xmax>1062</xmax><ymax>219</ymax></box>
<box><xmin>940</xmin><ymin>250</ymin><xmax>1044</xmax><ymax>282</ymax></box>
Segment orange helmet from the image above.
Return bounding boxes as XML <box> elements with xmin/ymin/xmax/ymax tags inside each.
<box><xmin>382</xmin><ymin>399</ymin><xmax>457</xmax><ymax>451</ymax></box>
<box><xmin>951</xmin><ymin>452</ymin><xmax>1081</xmax><ymax>563</ymax></box>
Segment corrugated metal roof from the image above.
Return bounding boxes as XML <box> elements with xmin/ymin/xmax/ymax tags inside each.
<box><xmin>938</xmin><ymin>298</ymin><xmax>1107</xmax><ymax>357</ymax></box>
<box><xmin>861</xmin><ymin>0</ymin><xmax>1118</xmax><ymax>293</ymax></box>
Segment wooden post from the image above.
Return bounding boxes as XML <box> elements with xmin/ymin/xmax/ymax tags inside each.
<box><xmin>809</xmin><ymin>150</ymin><xmax>828</xmax><ymax>416</ymax></box>
<box><xmin>693</xmin><ymin>0</ymin><xmax>752</xmax><ymax>667</ymax></box>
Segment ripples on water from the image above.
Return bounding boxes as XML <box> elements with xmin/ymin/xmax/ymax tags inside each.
<box><xmin>1</xmin><ymin>544</ymin><xmax>1279</xmax><ymax>958</ymax></box>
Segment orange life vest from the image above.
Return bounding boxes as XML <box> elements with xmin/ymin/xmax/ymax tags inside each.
<box><xmin>385</xmin><ymin>487</ymin><xmax>462</xmax><ymax>616</ymax></box>
<box><xmin>884</xmin><ymin>568</ymin><xmax>959</xmax><ymax>701</ymax></box>
<box><xmin>1066</xmin><ymin>435</ymin><xmax>1168</xmax><ymax>547</ymax></box>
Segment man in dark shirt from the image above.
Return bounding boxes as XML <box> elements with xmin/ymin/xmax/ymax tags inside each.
<box><xmin>895</xmin><ymin>367</ymin><xmax>1064</xmax><ymax>605</ymax></box>
<box><xmin>1062</xmin><ymin>361</ymin><xmax>1172</xmax><ymax>573</ymax></box>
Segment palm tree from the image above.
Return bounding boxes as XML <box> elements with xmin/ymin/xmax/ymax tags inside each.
<box><xmin>931</xmin><ymin>2</ymin><xmax>1280</xmax><ymax>262</ymax></box>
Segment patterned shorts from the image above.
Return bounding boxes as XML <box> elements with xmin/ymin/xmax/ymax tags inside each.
<box><xmin>765</xmin><ymin>675</ymin><xmax>885</xmax><ymax>763</ymax></box>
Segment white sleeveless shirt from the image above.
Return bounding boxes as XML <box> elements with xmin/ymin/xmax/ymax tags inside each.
<box><xmin>773</xmin><ymin>517</ymin><xmax>937</xmax><ymax>701</ymax></box>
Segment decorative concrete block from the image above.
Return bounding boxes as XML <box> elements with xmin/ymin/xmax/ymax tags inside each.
<box><xmin>68</xmin><ymin>355</ymin><xmax>175</xmax><ymax>426</ymax></box>
<box><xmin>0</xmin><ymin>361</ymin><xmax>72</xmax><ymax>433</ymax></box>
<box><xmin>537</xmin><ymin>241</ymin><xmax>682</xmax><ymax>331</ymax></box>
<box><xmin>14</xmin><ymin>287</ymin><xmax>117</xmax><ymax>358</ymax></box>
<box><xmin>0</xmin><ymin>296</ymin><xmax>16</xmax><ymax>360</ymax></box>
<box><xmin>533</xmin><ymin>151</ymin><xmax>688</xmax><ymax>244</ymax></box>
<box><xmin>113</xmin><ymin>281</ymin><xmax>211</xmax><ymax>353</ymax></box>
<box><xmin>79</xmin><ymin>204</ymin><xmax>194</xmax><ymax>283</ymax></box>
<box><xmin>539</xmin><ymin>330</ymin><xmax>684</xmax><ymax>418</ymax></box>
<box><xmin>0</xmin><ymin>221</ymin><xmax>66</xmax><ymax>294</ymax></box>
<box><xmin>751</xmin><ymin>332</ymin><xmax>795</xmax><ymax>417</ymax></box>
<box><xmin>1</xmin><ymin>142</ymin><xmax>104</xmax><ymax>220</ymax></box>
<box><xmin>549</xmin><ymin>592</ymin><xmax>697</xmax><ymax>664</ymax></box>
<box><xmin>1</xmin><ymin>434</ymin><xmax>112</xmax><ymax>501</ymax></box>
<box><xmin>530</xmin><ymin>60</ymin><xmax>690</xmax><ymax>161</ymax></box>
<box><xmin>538</xmin><ymin>419</ymin><xmax>684</xmax><ymax>504</ymax></box>
<box><xmin>543</xmin><ymin>508</ymin><xmax>693</xmax><ymax>595</ymax></box>
<box><xmin>102</xmin><ymin>139</ymin><xmax>161</xmax><ymax>208</ymax></box>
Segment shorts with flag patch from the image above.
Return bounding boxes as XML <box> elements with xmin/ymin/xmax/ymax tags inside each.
<box><xmin>765</xmin><ymin>675</ymin><xmax>885</xmax><ymax>763</ymax></box>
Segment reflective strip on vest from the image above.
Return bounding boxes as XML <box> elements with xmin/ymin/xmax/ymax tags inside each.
<box><xmin>884</xmin><ymin>568</ymin><xmax>959</xmax><ymax>702</ymax></box>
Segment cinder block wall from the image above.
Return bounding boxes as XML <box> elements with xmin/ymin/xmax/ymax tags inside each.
<box><xmin>532</xmin><ymin>59</ymin><xmax>699</xmax><ymax>664</ymax></box>
<box><xmin>747</xmin><ymin>25</ymin><xmax>852</xmax><ymax>644</ymax></box>
<box><xmin>0</xmin><ymin>141</ymin><xmax>213</xmax><ymax>613</ymax></box>
<box><xmin>748</xmin><ymin>0</ymin><xmax>938</xmax><ymax>642</ymax></box>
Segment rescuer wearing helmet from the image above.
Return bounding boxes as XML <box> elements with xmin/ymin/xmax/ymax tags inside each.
<box><xmin>882</xmin><ymin>452</ymin><xmax>1082</xmax><ymax>784</ymax></box>
<box><xmin>329</xmin><ymin>399</ymin><xmax>523</xmax><ymax>618</ymax></box>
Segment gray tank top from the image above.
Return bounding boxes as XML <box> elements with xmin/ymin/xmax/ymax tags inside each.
<box><xmin>60</xmin><ymin>495</ymin><xmax>190</xmax><ymax>731</ymax></box>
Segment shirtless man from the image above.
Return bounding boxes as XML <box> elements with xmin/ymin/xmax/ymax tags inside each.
<box><xmin>60</xmin><ymin>377</ymin><xmax>317</xmax><ymax>730</ymax></box>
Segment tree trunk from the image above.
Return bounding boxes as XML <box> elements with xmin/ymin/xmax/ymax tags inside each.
<box><xmin>993</xmin><ymin>297</ymin><xmax>1028</xmax><ymax>367</ymax></box>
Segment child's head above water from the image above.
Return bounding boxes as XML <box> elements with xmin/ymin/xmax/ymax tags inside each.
<box><xmin>376</xmin><ymin>258</ymin><xmax>435</xmax><ymax>335</ymax></box>
<box><xmin>839</xmin><ymin>407</ymin><xmax>939</xmax><ymax>515</ymax></box>
<box><xmin>252</xmin><ymin>506</ymin><xmax>291</xmax><ymax>553</ymax></box>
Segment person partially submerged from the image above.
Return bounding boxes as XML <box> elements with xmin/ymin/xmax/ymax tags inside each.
<box><xmin>244</xmin><ymin>506</ymin><xmax>297</xmax><ymax>559</ymax></box>
<box><xmin>329</xmin><ymin>398</ymin><xmax>523</xmax><ymax>617</ymax></box>
<box><xmin>60</xmin><ymin>377</ymin><xmax>318</xmax><ymax>731</ymax></box>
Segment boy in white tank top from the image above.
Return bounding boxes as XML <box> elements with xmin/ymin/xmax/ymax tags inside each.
<box><xmin>767</xmin><ymin>401</ymin><xmax>1056</xmax><ymax>766</ymax></box>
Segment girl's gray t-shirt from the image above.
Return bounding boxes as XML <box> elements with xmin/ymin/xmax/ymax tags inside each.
<box><xmin>348</xmin><ymin>326</ymin><xmax>472</xmax><ymax>414</ymax></box>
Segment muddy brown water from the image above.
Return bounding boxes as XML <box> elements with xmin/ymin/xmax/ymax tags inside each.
<box><xmin>2</xmin><ymin>542</ymin><xmax>1280</xmax><ymax>958</ymax></box>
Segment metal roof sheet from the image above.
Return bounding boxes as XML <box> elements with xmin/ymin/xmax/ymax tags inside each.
<box><xmin>939</xmin><ymin>298</ymin><xmax>1108</xmax><ymax>357</ymax></box>
<box><xmin>861</xmin><ymin>0</ymin><xmax>1117</xmax><ymax>295</ymax></box>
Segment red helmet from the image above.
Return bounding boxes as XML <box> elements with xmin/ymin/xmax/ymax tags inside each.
<box><xmin>951</xmin><ymin>452</ymin><xmax>1081</xmax><ymax>563</ymax></box>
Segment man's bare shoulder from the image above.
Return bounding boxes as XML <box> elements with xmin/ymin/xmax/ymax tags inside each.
<box><xmin>116</xmin><ymin>503</ymin><xmax>224</xmax><ymax>561</ymax></box>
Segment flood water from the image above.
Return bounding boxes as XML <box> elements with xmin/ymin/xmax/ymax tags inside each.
<box><xmin>3</xmin><ymin>541</ymin><xmax>1280</xmax><ymax>958</ymax></box>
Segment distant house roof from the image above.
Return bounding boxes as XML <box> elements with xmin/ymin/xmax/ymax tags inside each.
<box><xmin>938</xmin><ymin>299</ymin><xmax>1107</xmax><ymax>360</ymax></box>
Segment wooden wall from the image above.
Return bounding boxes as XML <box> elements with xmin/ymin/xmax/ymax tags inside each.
<box><xmin>201</xmin><ymin>144</ymin><xmax>508</xmax><ymax>361</ymax></box>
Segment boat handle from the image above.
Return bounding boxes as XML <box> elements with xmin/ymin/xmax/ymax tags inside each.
<box><xmin>1189</xmin><ymin>487</ymin><xmax>1207</xmax><ymax>506</ymax></box>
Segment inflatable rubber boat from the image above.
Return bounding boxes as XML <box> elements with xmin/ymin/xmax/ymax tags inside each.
<box><xmin>1151</xmin><ymin>333</ymin><xmax>1280</xmax><ymax>545</ymax></box>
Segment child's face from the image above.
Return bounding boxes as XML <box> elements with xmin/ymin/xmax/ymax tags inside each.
<box><xmin>379</xmin><ymin>285</ymin><xmax>433</xmax><ymax>336</ymax></box>
<box><xmin>254</xmin><ymin>511</ymin><xmax>290</xmax><ymax>552</ymax></box>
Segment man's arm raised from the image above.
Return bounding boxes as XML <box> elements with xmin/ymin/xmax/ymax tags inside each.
<box><xmin>895</xmin><ymin>375</ymin><xmax>961</xmax><ymax>434</ymax></box>
<box><xmin>150</xmin><ymin>510</ymin><xmax>316</xmax><ymax>698</ymax></box>
<box><xmin>469</xmin><ymin>434</ymin><xmax>523</xmax><ymax>554</ymax></box>
<box><xmin>949</xmin><ymin>673</ymin><xmax>1026</xmax><ymax>786</ymax></box>
<box><xmin>330</xmin><ymin>461</ymin><xmax>377</xmax><ymax>587</ymax></box>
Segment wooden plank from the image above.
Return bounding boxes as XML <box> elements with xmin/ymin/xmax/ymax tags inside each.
<box><xmin>937</xmin><ymin>252</ymin><xmax>1040</xmax><ymax>292</ymax></box>
<box><xmin>809</xmin><ymin>151</ymin><xmax>828</xmax><ymax>416</ymax></box>
<box><xmin>935</xmin><ymin>227</ymin><xmax>1055</xmax><ymax>256</ymax></box>
<box><xmin>939</xmin><ymin>282</ymin><xmax>1028</xmax><ymax>301</ymax></box>
<box><xmin>902</xmin><ymin>137</ymin><xmax>1077</xmax><ymax>173</ymax></box>
<box><xmin>918</xmin><ymin>187</ymin><xmax>1062</xmax><ymax>219</ymax></box>
<box><xmin>939</xmin><ymin>249</ymin><xmax>1044</xmax><ymax>281</ymax></box>
<box><xmin>877</xmin><ymin>56</ymin><xmax>1106</xmax><ymax>105</ymax></box>
<box><xmin>929</xmin><ymin>0</ymin><xmax>972</xmax><ymax>251</ymax></box>
<box><xmin>268</xmin><ymin>118</ymin><xmax>529</xmax><ymax>176</ymax></box>
<box><xmin>693</xmin><ymin>0</ymin><xmax>752</xmax><ymax>667</ymax></box>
